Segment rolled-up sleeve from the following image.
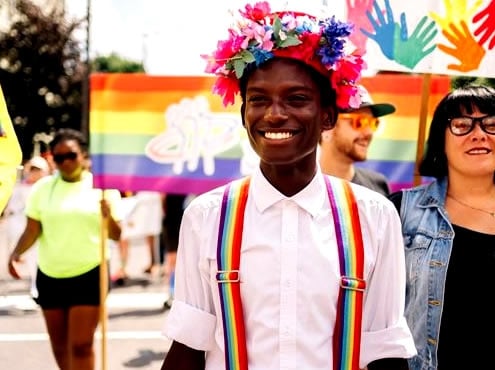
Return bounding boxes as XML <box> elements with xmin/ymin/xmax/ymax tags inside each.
<box><xmin>164</xmin><ymin>300</ymin><xmax>217</xmax><ymax>350</ymax></box>
<box><xmin>162</xmin><ymin>194</ymin><xmax>221</xmax><ymax>351</ymax></box>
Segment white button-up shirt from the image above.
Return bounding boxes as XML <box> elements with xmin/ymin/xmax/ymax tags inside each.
<box><xmin>164</xmin><ymin>167</ymin><xmax>416</xmax><ymax>370</ymax></box>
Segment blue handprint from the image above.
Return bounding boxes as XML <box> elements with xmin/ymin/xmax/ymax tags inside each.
<box><xmin>360</xmin><ymin>0</ymin><xmax>397</xmax><ymax>60</ymax></box>
<box><xmin>394</xmin><ymin>14</ymin><xmax>438</xmax><ymax>69</ymax></box>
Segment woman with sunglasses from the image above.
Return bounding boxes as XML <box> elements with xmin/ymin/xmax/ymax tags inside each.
<box><xmin>388</xmin><ymin>84</ymin><xmax>495</xmax><ymax>369</ymax></box>
<box><xmin>319</xmin><ymin>85</ymin><xmax>395</xmax><ymax>196</ymax></box>
<box><xmin>7</xmin><ymin>128</ymin><xmax>122</xmax><ymax>370</ymax></box>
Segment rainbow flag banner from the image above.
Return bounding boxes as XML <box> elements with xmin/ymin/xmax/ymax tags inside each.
<box><xmin>90</xmin><ymin>73</ymin><xmax>450</xmax><ymax>195</ymax></box>
<box><xmin>358</xmin><ymin>74</ymin><xmax>450</xmax><ymax>192</ymax></box>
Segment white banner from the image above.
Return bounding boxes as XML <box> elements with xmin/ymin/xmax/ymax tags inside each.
<box><xmin>72</xmin><ymin>0</ymin><xmax>495</xmax><ymax>78</ymax></box>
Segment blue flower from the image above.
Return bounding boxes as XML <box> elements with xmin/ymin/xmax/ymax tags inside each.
<box><xmin>250</xmin><ymin>48</ymin><xmax>274</xmax><ymax>66</ymax></box>
<box><xmin>317</xmin><ymin>17</ymin><xmax>353</xmax><ymax>67</ymax></box>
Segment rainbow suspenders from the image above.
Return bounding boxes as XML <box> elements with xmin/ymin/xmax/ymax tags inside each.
<box><xmin>216</xmin><ymin>175</ymin><xmax>366</xmax><ymax>370</ymax></box>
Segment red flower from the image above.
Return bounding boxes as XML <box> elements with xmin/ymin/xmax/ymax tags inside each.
<box><xmin>273</xmin><ymin>33</ymin><xmax>326</xmax><ymax>75</ymax></box>
<box><xmin>212</xmin><ymin>75</ymin><xmax>240</xmax><ymax>106</ymax></box>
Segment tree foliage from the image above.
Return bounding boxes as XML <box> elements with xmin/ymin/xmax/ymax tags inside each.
<box><xmin>451</xmin><ymin>76</ymin><xmax>495</xmax><ymax>90</ymax></box>
<box><xmin>0</xmin><ymin>0</ymin><xmax>87</xmax><ymax>159</ymax></box>
<box><xmin>92</xmin><ymin>53</ymin><xmax>145</xmax><ymax>73</ymax></box>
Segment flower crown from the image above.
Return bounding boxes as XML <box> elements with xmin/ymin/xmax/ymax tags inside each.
<box><xmin>203</xmin><ymin>1</ymin><xmax>366</xmax><ymax>109</ymax></box>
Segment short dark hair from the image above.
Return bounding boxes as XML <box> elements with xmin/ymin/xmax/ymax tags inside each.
<box><xmin>419</xmin><ymin>84</ymin><xmax>495</xmax><ymax>178</ymax></box>
<box><xmin>49</xmin><ymin>128</ymin><xmax>88</xmax><ymax>154</ymax></box>
<box><xmin>239</xmin><ymin>57</ymin><xmax>337</xmax><ymax>108</ymax></box>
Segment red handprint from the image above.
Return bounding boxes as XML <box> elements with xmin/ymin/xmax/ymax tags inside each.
<box><xmin>346</xmin><ymin>0</ymin><xmax>375</xmax><ymax>54</ymax></box>
<box><xmin>473</xmin><ymin>0</ymin><xmax>495</xmax><ymax>49</ymax></box>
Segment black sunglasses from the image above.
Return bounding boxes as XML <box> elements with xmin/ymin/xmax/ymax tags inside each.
<box><xmin>448</xmin><ymin>115</ymin><xmax>495</xmax><ymax>136</ymax></box>
<box><xmin>53</xmin><ymin>152</ymin><xmax>78</xmax><ymax>164</ymax></box>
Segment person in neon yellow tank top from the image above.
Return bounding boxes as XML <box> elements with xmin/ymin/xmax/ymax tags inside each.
<box><xmin>7</xmin><ymin>128</ymin><xmax>122</xmax><ymax>370</ymax></box>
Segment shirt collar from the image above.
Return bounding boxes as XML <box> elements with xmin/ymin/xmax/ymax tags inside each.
<box><xmin>251</xmin><ymin>166</ymin><xmax>327</xmax><ymax>218</ymax></box>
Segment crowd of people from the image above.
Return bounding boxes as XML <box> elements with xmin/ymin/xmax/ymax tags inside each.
<box><xmin>158</xmin><ymin>2</ymin><xmax>495</xmax><ymax>370</ymax></box>
<box><xmin>3</xmin><ymin>2</ymin><xmax>495</xmax><ymax>370</ymax></box>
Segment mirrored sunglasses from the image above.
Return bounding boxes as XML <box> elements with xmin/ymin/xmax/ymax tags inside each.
<box><xmin>339</xmin><ymin>113</ymin><xmax>380</xmax><ymax>132</ymax></box>
<box><xmin>53</xmin><ymin>151</ymin><xmax>78</xmax><ymax>164</ymax></box>
<box><xmin>448</xmin><ymin>115</ymin><xmax>495</xmax><ymax>136</ymax></box>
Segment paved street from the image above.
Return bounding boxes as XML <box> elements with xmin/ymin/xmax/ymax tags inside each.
<box><xmin>0</xmin><ymin>238</ymin><xmax>172</xmax><ymax>370</ymax></box>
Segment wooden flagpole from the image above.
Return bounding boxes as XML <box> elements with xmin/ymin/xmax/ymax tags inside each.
<box><xmin>84</xmin><ymin>0</ymin><xmax>107</xmax><ymax>367</ymax></box>
<box><xmin>99</xmin><ymin>194</ymin><xmax>109</xmax><ymax>370</ymax></box>
<box><xmin>413</xmin><ymin>73</ymin><xmax>432</xmax><ymax>186</ymax></box>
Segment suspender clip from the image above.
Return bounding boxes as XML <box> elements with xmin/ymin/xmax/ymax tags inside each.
<box><xmin>216</xmin><ymin>270</ymin><xmax>240</xmax><ymax>283</ymax></box>
<box><xmin>340</xmin><ymin>276</ymin><xmax>366</xmax><ymax>292</ymax></box>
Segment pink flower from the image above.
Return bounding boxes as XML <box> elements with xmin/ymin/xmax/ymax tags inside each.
<box><xmin>280</xmin><ymin>14</ymin><xmax>297</xmax><ymax>30</ymax></box>
<box><xmin>239</xmin><ymin>1</ymin><xmax>271</xmax><ymax>21</ymax></box>
<box><xmin>258</xmin><ymin>29</ymin><xmax>274</xmax><ymax>50</ymax></box>
<box><xmin>240</xmin><ymin>22</ymin><xmax>273</xmax><ymax>50</ymax></box>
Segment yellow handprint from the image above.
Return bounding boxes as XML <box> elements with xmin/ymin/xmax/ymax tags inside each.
<box><xmin>437</xmin><ymin>20</ymin><xmax>486</xmax><ymax>72</ymax></box>
<box><xmin>429</xmin><ymin>0</ymin><xmax>483</xmax><ymax>30</ymax></box>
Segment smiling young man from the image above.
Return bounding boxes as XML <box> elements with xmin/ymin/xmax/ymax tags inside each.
<box><xmin>319</xmin><ymin>85</ymin><xmax>395</xmax><ymax>196</ymax></box>
<box><xmin>160</xmin><ymin>3</ymin><xmax>415</xmax><ymax>370</ymax></box>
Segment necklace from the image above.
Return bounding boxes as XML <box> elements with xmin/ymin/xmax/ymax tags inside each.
<box><xmin>447</xmin><ymin>194</ymin><xmax>495</xmax><ymax>217</ymax></box>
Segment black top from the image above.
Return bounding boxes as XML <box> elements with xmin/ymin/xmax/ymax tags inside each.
<box><xmin>352</xmin><ymin>167</ymin><xmax>390</xmax><ymax>196</ymax></box>
<box><xmin>389</xmin><ymin>191</ymin><xmax>495</xmax><ymax>368</ymax></box>
<box><xmin>437</xmin><ymin>224</ymin><xmax>495</xmax><ymax>368</ymax></box>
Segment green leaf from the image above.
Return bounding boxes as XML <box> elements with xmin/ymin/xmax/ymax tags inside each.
<box><xmin>239</xmin><ymin>50</ymin><xmax>255</xmax><ymax>64</ymax></box>
<box><xmin>272</xmin><ymin>17</ymin><xmax>282</xmax><ymax>41</ymax></box>
<box><xmin>233</xmin><ymin>59</ymin><xmax>246</xmax><ymax>78</ymax></box>
<box><xmin>279</xmin><ymin>36</ymin><xmax>301</xmax><ymax>48</ymax></box>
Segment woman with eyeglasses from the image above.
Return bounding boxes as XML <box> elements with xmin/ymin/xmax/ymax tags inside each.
<box><xmin>7</xmin><ymin>128</ymin><xmax>122</xmax><ymax>370</ymax></box>
<box><xmin>388</xmin><ymin>84</ymin><xmax>495</xmax><ymax>370</ymax></box>
<box><xmin>319</xmin><ymin>85</ymin><xmax>395</xmax><ymax>196</ymax></box>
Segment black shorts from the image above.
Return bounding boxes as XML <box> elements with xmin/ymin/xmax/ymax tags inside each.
<box><xmin>36</xmin><ymin>265</ymin><xmax>110</xmax><ymax>309</ymax></box>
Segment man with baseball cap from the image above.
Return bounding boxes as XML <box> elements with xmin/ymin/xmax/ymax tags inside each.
<box><xmin>319</xmin><ymin>85</ymin><xmax>395</xmax><ymax>196</ymax></box>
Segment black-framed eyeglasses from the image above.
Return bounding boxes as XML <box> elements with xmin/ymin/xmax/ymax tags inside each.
<box><xmin>448</xmin><ymin>115</ymin><xmax>495</xmax><ymax>136</ymax></box>
<box><xmin>53</xmin><ymin>151</ymin><xmax>78</xmax><ymax>164</ymax></box>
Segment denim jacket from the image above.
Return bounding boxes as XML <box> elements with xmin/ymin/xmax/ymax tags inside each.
<box><xmin>398</xmin><ymin>178</ymin><xmax>454</xmax><ymax>370</ymax></box>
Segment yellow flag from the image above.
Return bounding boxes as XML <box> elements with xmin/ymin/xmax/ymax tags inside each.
<box><xmin>0</xmin><ymin>84</ymin><xmax>22</xmax><ymax>213</ymax></box>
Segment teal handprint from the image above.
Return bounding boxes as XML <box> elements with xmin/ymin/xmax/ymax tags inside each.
<box><xmin>361</xmin><ymin>0</ymin><xmax>397</xmax><ymax>60</ymax></box>
<box><xmin>394</xmin><ymin>15</ymin><xmax>438</xmax><ymax>69</ymax></box>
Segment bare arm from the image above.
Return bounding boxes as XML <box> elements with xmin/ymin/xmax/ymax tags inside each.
<box><xmin>160</xmin><ymin>341</ymin><xmax>205</xmax><ymax>370</ymax></box>
<box><xmin>8</xmin><ymin>217</ymin><xmax>41</xmax><ymax>279</ymax></box>
<box><xmin>106</xmin><ymin>216</ymin><xmax>121</xmax><ymax>241</ymax></box>
<box><xmin>101</xmin><ymin>198</ymin><xmax>121</xmax><ymax>241</ymax></box>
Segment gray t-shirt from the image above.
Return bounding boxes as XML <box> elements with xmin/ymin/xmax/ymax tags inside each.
<box><xmin>351</xmin><ymin>167</ymin><xmax>390</xmax><ymax>196</ymax></box>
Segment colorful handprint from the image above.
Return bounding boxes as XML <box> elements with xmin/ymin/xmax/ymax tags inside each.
<box><xmin>473</xmin><ymin>0</ymin><xmax>495</xmax><ymax>49</ymax></box>
<box><xmin>437</xmin><ymin>20</ymin><xmax>486</xmax><ymax>72</ymax></box>
<box><xmin>429</xmin><ymin>0</ymin><xmax>483</xmax><ymax>30</ymax></box>
<box><xmin>346</xmin><ymin>0</ymin><xmax>375</xmax><ymax>53</ymax></box>
<box><xmin>360</xmin><ymin>0</ymin><xmax>397</xmax><ymax>60</ymax></box>
<box><xmin>394</xmin><ymin>15</ymin><xmax>438</xmax><ymax>69</ymax></box>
